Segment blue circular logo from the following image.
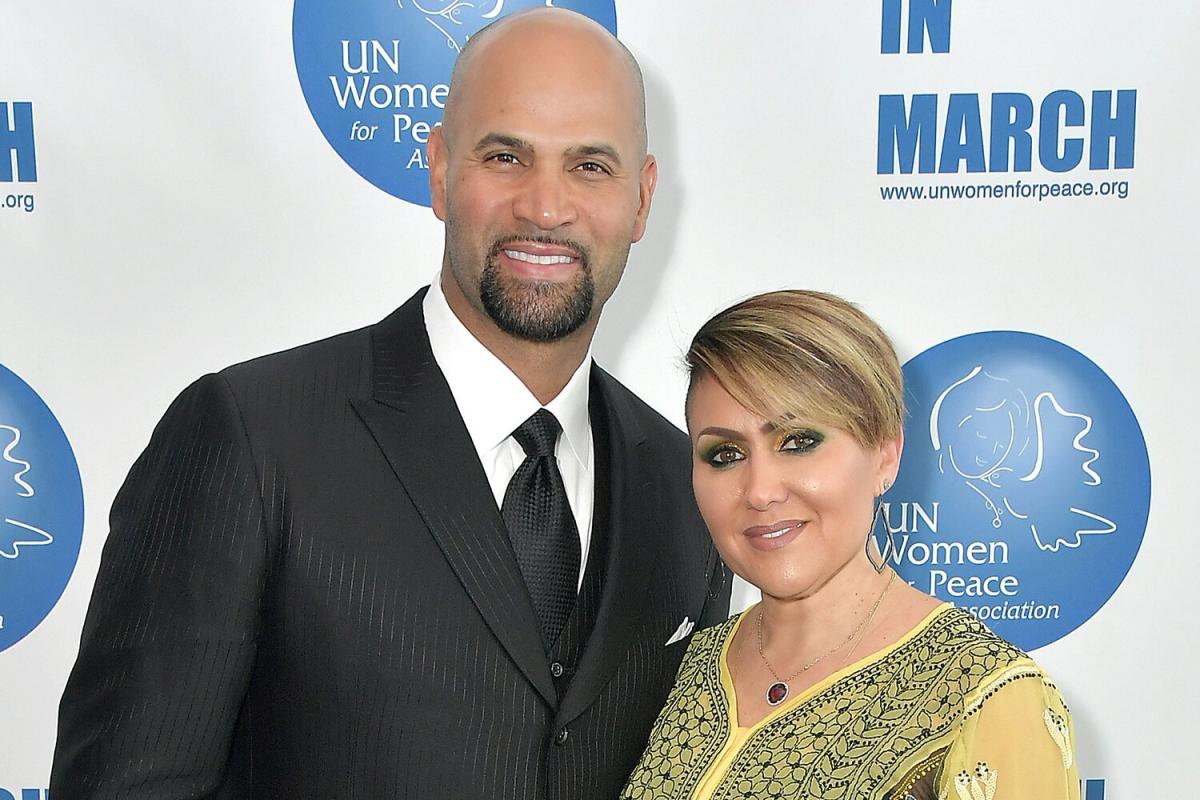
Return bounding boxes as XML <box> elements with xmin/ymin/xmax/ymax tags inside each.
<box><xmin>887</xmin><ymin>332</ymin><xmax>1149</xmax><ymax>651</ymax></box>
<box><xmin>293</xmin><ymin>0</ymin><xmax>619</xmax><ymax>207</ymax></box>
<box><xmin>0</xmin><ymin>363</ymin><xmax>84</xmax><ymax>653</ymax></box>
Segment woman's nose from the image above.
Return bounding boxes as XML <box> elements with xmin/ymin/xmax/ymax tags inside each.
<box><xmin>743</xmin><ymin>455</ymin><xmax>789</xmax><ymax>511</ymax></box>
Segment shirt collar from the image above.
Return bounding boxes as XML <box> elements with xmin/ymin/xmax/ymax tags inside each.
<box><xmin>422</xmin><ymin>275</ymin><xmax>592</xmax><ymax>470</ymax></box>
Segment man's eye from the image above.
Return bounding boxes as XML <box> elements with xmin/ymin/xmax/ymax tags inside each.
<box><xmin>488</xmin><ymin>152</ymin><xmax>521</xmax><ymax>165</ymax></box>
<box><xmin>781</xmin><ymin>431</ymin><xmax>822</xmax><ymax>453</ymax></box>
<box><xmin>575</xmin><ymin>161</ymin><xmax>610</xmax><ymax>174</ymax></box>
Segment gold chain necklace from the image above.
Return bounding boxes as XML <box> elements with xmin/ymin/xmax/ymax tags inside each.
<box><xmin>755</xmin><ymin>569</ymin><xmax>897</xmax><ymax>706</ymax></box>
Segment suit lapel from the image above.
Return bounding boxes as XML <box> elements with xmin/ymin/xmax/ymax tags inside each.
<box><xmin>350</xmin><ymin>289</ymin><xmax>555</xmax><ymax>708</ymax></box>
<box><xmin>558</xmin><ymin>368</ymin><xmax>660</xmax><ymax>724</ymax></box>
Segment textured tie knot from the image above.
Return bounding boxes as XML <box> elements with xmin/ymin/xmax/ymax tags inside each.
<box><xmin>513</xmin><ymin>409</ymin><xmax>561</xmax><ymax>458</ymax></box>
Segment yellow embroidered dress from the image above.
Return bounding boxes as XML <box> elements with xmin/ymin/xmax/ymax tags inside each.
<box><xmin>621</xmin><ymin>605</ymin><xmax>1078</xmax><ymax>800</ymax></box>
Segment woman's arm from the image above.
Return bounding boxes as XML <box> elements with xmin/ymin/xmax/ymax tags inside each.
<box><xmin>939</xmin><ymin>668</ymin><xmax>1080</xmax><ymax>800</ymax></box>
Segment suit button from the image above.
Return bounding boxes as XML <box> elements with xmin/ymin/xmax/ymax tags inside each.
<box><xmin>550</xmin><ymin>661</ymin><xmax>565</xmax><ymax>678</ymax></box>
<box><xmin>554</xmin><ymin>728</ymin><xmax>569</xmax><ymax>746</ymax></box>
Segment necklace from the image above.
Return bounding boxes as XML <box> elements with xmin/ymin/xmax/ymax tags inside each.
<box><xmin>755</xmin><ymin>569</ymin><xmax>897</xmax><ymax>706</ymax></box>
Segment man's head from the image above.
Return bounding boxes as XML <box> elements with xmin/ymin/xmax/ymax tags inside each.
<box><xmin>427</xmin><ymin>8</ymin><xmax>656</xmax><ymax>345</ymax></box>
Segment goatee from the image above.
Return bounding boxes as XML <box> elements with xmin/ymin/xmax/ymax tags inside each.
<box><xmin>479</xmin><ymin>239</ymin><xmax>595</xmax><ymax>342</ymax></box>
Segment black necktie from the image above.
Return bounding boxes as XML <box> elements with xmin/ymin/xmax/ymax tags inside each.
<box><xmin>501</xmin><ymin>409</ymin><xmax>580</xmax><ymax>650</ymax></box>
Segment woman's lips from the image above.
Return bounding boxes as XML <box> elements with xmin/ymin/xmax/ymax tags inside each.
<box><xmin>743</xmin><ymin>519</ymin><xmax>806</xmax><ymax>551</ymax></box>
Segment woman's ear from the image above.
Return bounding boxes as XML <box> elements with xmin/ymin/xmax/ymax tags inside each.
<box><xmin>878</xmin><ymin>430</ymin><xmax>904</xmax><ymax>493</ymax></box>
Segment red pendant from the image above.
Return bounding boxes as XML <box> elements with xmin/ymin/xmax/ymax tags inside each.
<box><xmin>766</xmin><ymin>682</ymin><xmax>789</xmax><ymax>706</ymax></box>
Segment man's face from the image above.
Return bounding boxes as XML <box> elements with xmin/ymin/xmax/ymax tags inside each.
<box><xmin>428</xmin><ymin>21</ymin><xmax>656</xmax><ymax>342</ymax></box>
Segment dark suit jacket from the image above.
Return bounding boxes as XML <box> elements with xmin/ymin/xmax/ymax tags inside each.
<box><xmin>51</xmin><ymin>289</ymin><xmax>730</xmax><ymax>799</ymax></box>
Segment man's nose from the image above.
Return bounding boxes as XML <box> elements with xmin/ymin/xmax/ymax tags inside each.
<box><xmin>743</xmin><ymin>455</ymin><xmax>789</xmax><ymax>511</ymax></box>
<box><xmin>512</xmin><ymin>164</ymin><xmax>578</xmax><ymax>230</ymax></box>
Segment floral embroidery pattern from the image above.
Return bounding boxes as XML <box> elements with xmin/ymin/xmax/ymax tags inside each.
<box><xmin>622</xmin><ymin>609</ymin><xmax>1041</xmax><ymax>799</ymax></box>
<box><xmin>941</xmin><ymin>762</ymin><xmax>997</xmax><ymax>800</ymax></box>
<box><xmin>621</xmin><ymin>617</ymin><xmax>734</xmax><ymax>800</ymax></box>
<box><xmin>1044</xmin><ymin>707</ymin><xmax>1073</xmax><ymax>769</ymax></box>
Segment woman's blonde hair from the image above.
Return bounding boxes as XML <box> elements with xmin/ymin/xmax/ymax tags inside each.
<box><xmin>685</xmin><ymin>290</ymin><xmax>905</xmax><ymax>446</ymax></box>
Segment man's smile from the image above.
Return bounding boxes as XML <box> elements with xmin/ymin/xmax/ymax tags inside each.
<box><xmin>493</xmin><ymin>240</ymin><xmax>585</xmax><ymax>281</ymax></box>
<box><xmin>503</xmin><ymin>250</ymin><xmax>578</xmax><ymax>265</ymax></box>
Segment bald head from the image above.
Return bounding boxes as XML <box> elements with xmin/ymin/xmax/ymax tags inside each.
<box><xmin>442</xmin><ymin>8</ymin><xmax>648</xmax><ymax>154</ymax></box>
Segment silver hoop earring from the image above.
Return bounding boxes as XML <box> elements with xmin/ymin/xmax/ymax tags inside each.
<box><xmin>865</xmin><ymin>481</ymin><xmax>895</xmax><ymax>573</ymax></box>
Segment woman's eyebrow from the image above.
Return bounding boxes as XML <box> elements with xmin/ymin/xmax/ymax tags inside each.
<box><xmin>696</xmin><ymin>426</ymin><xmax>743</xmax><ymax>440</ymax></box>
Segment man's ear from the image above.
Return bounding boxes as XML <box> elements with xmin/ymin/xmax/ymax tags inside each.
<box><xmin>428</xmin><ymin>124</ymin><xmax>450</xmax><ymax>221</ymax></box>
<box><xmin>630</xmin><ymin>154</ymin><xmax>657</xmax><ymax>243</ymax></box>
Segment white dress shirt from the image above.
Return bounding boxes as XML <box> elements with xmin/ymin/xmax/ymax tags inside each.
<box><xmin>423</xmin><ymin>276</ymin><xmax>594</xmax><ymax>590</ymax></box>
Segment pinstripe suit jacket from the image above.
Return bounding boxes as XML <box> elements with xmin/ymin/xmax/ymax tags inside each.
<box><xmin>51</xmin><ymin>288</ymin><xmax>730</xmax><ymax>800</ymax></box>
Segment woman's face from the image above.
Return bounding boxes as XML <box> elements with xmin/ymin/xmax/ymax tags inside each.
<box><xmin>687</xmin><ymin>374</ymin><xmax>901</xmax><ymax>601</ymax></box>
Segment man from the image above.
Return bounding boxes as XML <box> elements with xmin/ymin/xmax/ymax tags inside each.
<box><xmin>51</xmin><ymin>9</ymin><xmax>729</xmax><ymax>800</ymax></box>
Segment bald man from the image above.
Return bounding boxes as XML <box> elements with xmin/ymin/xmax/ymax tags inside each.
<box><xmin>50</xmin><ymin>9</ymin><xmax>729</xmax><ymax>799</ymax></box>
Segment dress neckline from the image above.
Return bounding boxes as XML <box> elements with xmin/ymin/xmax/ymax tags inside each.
<box><xmin>720</xmin><ymin>602</ymin><xmax>955</xmax><ymax>734</ymax></box>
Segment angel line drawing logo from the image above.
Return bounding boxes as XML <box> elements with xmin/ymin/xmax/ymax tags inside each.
<box><xmin>396</xmin><ymin>1</ymin><xmax>526</xmax><ymax>53</ymax></box>
<box><xmin>929</xmin><ymin>365</ymin><xmax>1118</xmax><ymax>554</ymax></box>
<box><xmin>0</xmin><ymin>363</ymin><xmax>84</xmax><ymax>654</ymax></box>
<box><xmin>293</xmin><ymin>0</ymin><xmax>618</xmax><ymax>206</ymax></box>
<box><xmin>887</xmin><ymin>332</ymin><xmax>1149</xmax><ymax>651</ymax></box>
<box><xmin>1</xmin><ymin>424</ymin><xmax>56</xmax><ymax>559</ymax></box>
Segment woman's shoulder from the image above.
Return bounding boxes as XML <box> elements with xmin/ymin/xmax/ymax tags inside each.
<box><xmin>672</xmin><ymin>609</ymin><xmax>750</xmax><ymax>680</ymax></box>
<box><xmin>685</xmin><ymin>610</ymin><xmax>742</xmax><ymax>656</ymax></box>
<box><xmin>913</xmin><ymin>605</ymin><xmax>1062</xmax><ymax>707</ymax></box>
<box><xmin>921</xmin><ymin>611</ymin><xmax>1079</xmax><ymax>796</ymax></box>
<box><xmin>919</xmin><ymin>604</ymin><xmax>1031</xmax><ymax>658</ymax></box>
<box><xmin>873</xmin><ymin>604</ymin><xmax>1073</xmax><ymax>768</ymax></box>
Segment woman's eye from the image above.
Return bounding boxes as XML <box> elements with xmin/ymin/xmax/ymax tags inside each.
<box><xmin>781</xmin><ymin>431</ymin><xmax>821</xmax><ymax>453</ymax></box>
<box><xmin>703</xmin><ymin>445</ymin><xmax>744</xmax><ymax>468</ymax></box>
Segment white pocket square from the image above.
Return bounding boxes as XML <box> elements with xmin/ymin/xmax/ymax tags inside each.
<box><xmin>664</xmin><ymin>617</ymin><xmax>694</xmax><ymax>646</ymax></box>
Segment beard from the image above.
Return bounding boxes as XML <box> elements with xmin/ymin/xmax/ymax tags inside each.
<box><xmin>476</xmin><ymin>237</ymin><xmax>596</xmax><ymax>342</ymax></box>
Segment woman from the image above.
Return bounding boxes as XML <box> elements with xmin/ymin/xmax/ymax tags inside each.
<box><xmin>622</xmin><ymin>291</ymin><xmax>1078</xmax><ymax>800</ymax></box>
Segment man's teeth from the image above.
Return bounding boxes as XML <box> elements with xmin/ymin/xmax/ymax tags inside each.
<box><xmin>504</xmin><ymin>250</ymin><xmax>575</xmax><ymax>265</ymax></box>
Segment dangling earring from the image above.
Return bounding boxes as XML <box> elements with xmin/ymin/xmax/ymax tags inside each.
<box><xmin>706</xmin><ymin>554</ymin><xmax>728</xmax><ymax>601</ymax></box>
<box><xmin>865</xmin><ymin>480</ymin><xmax>894</xmax><ymax>573</ymax></box>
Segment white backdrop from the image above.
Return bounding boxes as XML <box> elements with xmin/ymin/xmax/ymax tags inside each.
<box><xmin>3</xmin><ymin>1</ymin><xmax>1198</xmax><ymax>796</ymax></box>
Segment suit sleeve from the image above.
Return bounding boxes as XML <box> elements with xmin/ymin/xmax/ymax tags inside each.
<box><xmin>50</xmin><ymin>373</ymin><xmax>270</xmax><ymax>799</ymax></box>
